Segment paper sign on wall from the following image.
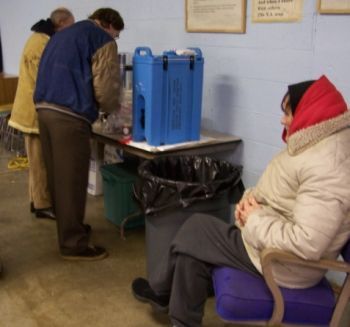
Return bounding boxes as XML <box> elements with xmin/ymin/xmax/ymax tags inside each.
<box><xmin>186</xmin><ymin>0</ymin><xmax>247</xmax><ymax>33</ymax></box>
<box><xmin>318</xmin><ymin>0</ymin><xmax>350</xmax><ymax>14</ymax></box>
<box><xmin>252</xmin><ymin>0</ymin><xmax>303</xmax><ymax>22</ymax></box>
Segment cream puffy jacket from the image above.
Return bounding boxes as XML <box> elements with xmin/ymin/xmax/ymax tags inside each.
<box><xmin>240</xmin><ymin>76</ymin><xmax>350</xmax><ymax>288</ymax></box>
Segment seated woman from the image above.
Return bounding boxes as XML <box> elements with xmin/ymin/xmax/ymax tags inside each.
<box><xmin>131</xmin><ymin>75</ymin><xmax>350</xmax><ymax>327</ymax></box>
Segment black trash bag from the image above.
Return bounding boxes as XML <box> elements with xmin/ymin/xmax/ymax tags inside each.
<box><xmin>134</xmin><ymin>156</ymin><xmax>243</xmax><ymax>215</ymax></box>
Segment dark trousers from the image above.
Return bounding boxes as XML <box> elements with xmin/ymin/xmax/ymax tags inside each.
<box><xmin>37</xmin><ymin>109</ymin><xmax>91</xmax><ymax>254</ymax></box>
<box><xmin>149</xmin><ymin>213</ymin><xmax>260</xmax><ymax>327</ymax></box>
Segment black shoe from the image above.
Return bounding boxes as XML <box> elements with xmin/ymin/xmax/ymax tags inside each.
<box><xmin>35</xmin><ymin>207</ymin><xmax>56</xmax><ymax>220</ymax></box>
<box><xmin>30</xmin><ymin>202</ymin><xmax>35</xmax><ymax>213</ymax></box>
<box><xmin>84</xmin><ymin>224</ymin><xmax>92</xmax><ymax>234</ymax></box>
<box><xmin>60</xmin><ymin>245</ymin><xmax>108</xmax><ymax>261</ymax></box>
<box><xmin>132</xmin><ymin>277</ymin><xmax>169</xmax><ymax>313</ymax></box>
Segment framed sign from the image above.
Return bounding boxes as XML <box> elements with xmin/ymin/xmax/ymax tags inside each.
<box><xmin>252</xmin><ymin>0</ymin><xmax>303</xmax><ymax>22</ymax></box>
<box><xmin>317</xmin><ymin>0</ymin><xmax>350</xmax><ymax>14</ymax></box>
<box><xmin>186</xmin><ymin>0</ymin><xmax>247</xmax><ymax>33</ymax></box>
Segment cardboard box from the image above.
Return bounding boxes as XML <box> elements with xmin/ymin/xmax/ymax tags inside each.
<box><xmin>87</xmin><ymin>159</ymin><xmax>103</xmax><ymax>196</ymax></box>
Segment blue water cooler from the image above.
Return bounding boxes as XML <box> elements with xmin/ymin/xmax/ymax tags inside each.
<box><xmin>132</xmin><ymin>47</ymin><xmax>204</xmax><ymax>146</ymax></box>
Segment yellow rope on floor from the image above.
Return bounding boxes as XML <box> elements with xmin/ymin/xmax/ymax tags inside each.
<box><xmin>7</xmin><ymin>156</ymin><xmax>29</xmax><ymax>170</ymax></box>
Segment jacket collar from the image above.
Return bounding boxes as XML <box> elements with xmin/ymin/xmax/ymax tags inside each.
<box><xmin>287</xmin><ymin>111</ymin><xmax>350</xmax><ymax>155</ymax></box>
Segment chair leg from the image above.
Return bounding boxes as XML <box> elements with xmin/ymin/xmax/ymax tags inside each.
<box><xmin>330</xmin><ymin>275</ymin><xmax>350</xmax><ymax>327</ymax></box>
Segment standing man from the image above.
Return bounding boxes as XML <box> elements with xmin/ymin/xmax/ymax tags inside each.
<box><xmin>9</xmin><ymin>8</ymin><xmax>75</xmax><ymax>219</ymax></box>
<box><xmin>34</xmin><ymin>8</ymin><xmax>124</xmax><ymax>261</ymax></box>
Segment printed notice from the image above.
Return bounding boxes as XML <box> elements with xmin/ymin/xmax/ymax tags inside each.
<box><xmin>318</xmin><ymin>0</ymin><xmax>350</xmax><ymax>14</ymax></box>
<box><xmin>186</xmin><ymin>0</ymin><xmax>247</xmax><ymax>33</ymax></box>
<box><xmin>252</xmin><ymin>0</ymin><xmax>303</xmax><ymax>22</ymax></box>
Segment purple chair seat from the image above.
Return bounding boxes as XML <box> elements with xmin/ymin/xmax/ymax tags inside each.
<box><xmin>213</xmin><ymin>267</ymin><xmax>335</xmax><ymax>326</ymax></box>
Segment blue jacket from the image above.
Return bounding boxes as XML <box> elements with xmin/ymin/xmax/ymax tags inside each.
<box><xmin>34</xmin><ymin>20</ymin><xmax>121</xmax><ymax>123</ymax></box>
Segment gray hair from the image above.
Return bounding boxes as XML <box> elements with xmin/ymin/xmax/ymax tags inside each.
<box><xmin>50</xmin><ymin>7</ymin><xmax>74</xmax><ymax>28</ymax></box>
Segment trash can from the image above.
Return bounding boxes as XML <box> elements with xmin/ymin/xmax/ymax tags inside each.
<box><xmin>134</xmin><ymin>155</ymin><xmax>243</xmax><ymax>279</ymax></box>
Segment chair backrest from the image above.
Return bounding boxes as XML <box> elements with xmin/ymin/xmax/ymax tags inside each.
<box><xmin>341</xmin><ymin>239</ymin><xmax>350</xmax><ymax>263</ymax></box>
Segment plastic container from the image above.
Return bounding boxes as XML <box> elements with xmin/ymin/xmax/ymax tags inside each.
<box><xmin>132</xmin><ymin>47</ymin><xmax>204</xmax><ymax>146</ymax></box>
<box><xmin>101</xmin><ymin>163</ymin><xmax>144</xmax><ymax>230</ymax></box>
<box><xmin>118</xmin><ymin>52</ymin><xmax>133</xmax><ymax>90</ymax></box>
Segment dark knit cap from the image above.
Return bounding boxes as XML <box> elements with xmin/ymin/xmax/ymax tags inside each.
<box><xmin>288</xmin><ymin>80</ymin><xmax>315</xmax><ymax>115</ymax></box>
<box><xmin>31</xmin><ymin>19</ymin><xmax>55</xmax><ymax>37</ymax></box>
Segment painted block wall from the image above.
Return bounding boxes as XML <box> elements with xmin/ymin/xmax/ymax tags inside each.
<box><xmin>0</xmin><ymin>0</ymin><xmax>349</xmax><ymax>188</ymax></box>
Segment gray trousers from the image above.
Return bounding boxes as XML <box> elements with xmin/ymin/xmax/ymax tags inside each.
<box><xmin>149</xmin><ymin>213</ymin><xmax>260</xmax><ymax>327</ymax></box>
<box><xmin>37</xmin><ymin>109</ymin><xmax>91</xmax><ymax>254</ymax></box>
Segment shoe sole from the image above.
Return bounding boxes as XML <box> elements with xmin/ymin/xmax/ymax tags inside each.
<box><xmin>132</xmin><ymin>291</ymin><xmax>169</xmax><ymax>313</ymax></box>
<box><xmin>60</xmin><ymin>251</ymin><xmax>108</xmax><ymax>261</ymax></box>
<box><xmin>35</xmin><ymin>215</ymin><xmax>56</xmax><ymax>220</ymax></box>
<box><xmin>35</xmin><ymin>211</ymin><xmax>56</xmax><ymax>220</ymax></box>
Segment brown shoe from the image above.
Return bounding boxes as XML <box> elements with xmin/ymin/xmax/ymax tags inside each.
<box><xmin>60</xmin><ymin>246</ymin><xmax>108</xmax><ymax>261</ymax></box>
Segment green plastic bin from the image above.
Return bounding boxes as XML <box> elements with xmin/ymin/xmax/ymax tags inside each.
<box><xmin>100</xmin><ymin>163</ymin><xmax>144</xmax><ymax>230</ymax></box>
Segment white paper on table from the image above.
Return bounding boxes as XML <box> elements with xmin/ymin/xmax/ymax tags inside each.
<box><xmin>127</xmin><ymin>135</ymin><xmax>215</xmax><ymax>152</ymax></box>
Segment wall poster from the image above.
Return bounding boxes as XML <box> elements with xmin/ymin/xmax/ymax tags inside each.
<box><xmin>318</xmin><ymin>0</ymin><xmax>350</xmax><ymax>14</ymax></box>
<box><xmin>252</xmin><ymin>0</ymin><xmax>303</xmax><ymax>22</ymax></box>
<box><xmin>186</xmin><ymin>0</ymin><xmax>247</xmax><ymax>33</ymax></box>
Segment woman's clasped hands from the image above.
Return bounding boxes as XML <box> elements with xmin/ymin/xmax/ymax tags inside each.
<box><xmin>234</xmin><ymin>195</ymin><xmax>261</xmax><ymax>227</ymax></box>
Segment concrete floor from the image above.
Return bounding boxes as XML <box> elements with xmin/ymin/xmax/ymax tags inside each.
<box><xmin>1</xmin><ymin>143</ymin><xmax>350</xmax><ymax>327</ymax></box>
<box><xmin>0</xmin><ymin>145</ymin><xmax>223</xmax><ymax>327</ymax></box>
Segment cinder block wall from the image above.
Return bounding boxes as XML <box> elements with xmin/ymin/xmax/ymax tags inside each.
<box><xmin>1</xmin><ymin>0</ymin><xmax>349</xmax><ymax>187</ymax></box>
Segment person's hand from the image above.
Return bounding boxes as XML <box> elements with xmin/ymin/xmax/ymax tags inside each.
<box><xmin>235</xmin><ymin>196</ymin><xmax>261</xmax><ymax>227</ymax></box>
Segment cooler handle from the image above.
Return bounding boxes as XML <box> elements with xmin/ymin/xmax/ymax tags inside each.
<box><xmin>134</xmin><ymin>47</ymin><xmax>153</xmax><ymax>57</ymax></box>
<box><xmin>187</xmin><ymin>47</ymin><xmax>202</xmax><ymax>58</ymax></box>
